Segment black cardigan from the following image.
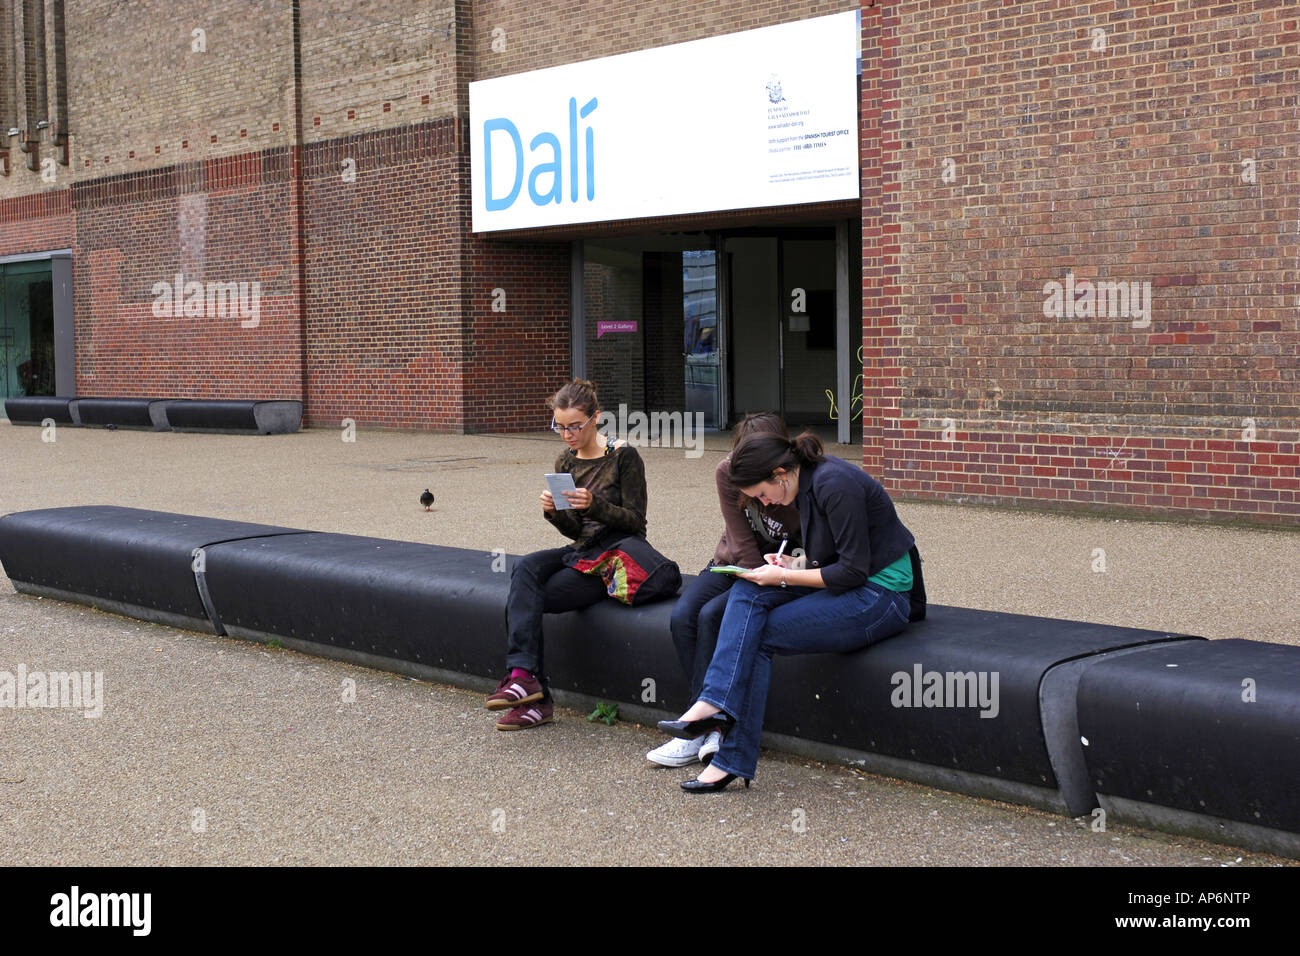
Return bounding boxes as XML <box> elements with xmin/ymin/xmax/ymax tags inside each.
<box><xmin>794</xmin><ymin>456</ymin><xmax>917</xmax><ymax>597</ymax></box>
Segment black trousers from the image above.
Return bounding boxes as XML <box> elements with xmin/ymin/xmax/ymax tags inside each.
<box><xmin>504</xmin><ymin>547</ymin><xmax>608</xmax><ymax>695</ymax></box>
<box><xmin>669</xmin><ymin>565</ymin><xmax>736</xmax><ymax>702</ymax></box>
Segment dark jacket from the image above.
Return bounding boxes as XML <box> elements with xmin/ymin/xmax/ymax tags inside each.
<box><xmin>795</xmin><ymin>455</ymin><xmax>916</xmax><ymax>596</ymax></box>
<box><xmin>544</xmin><ymin>439</ymin><xmax>648</xmax><ymax>563</ymax></box>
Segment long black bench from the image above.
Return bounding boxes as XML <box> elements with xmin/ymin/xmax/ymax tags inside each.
<box><xmin>1</xmin><ymin>505</ymin><xmax>1295</xmax><ymax>858</ymax></box>
<box><xmin>4</xmin><ymin>397</ymin><xmax>302</xmax><ymax>434</ymax></box>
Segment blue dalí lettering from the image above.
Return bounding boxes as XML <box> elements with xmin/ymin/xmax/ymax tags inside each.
<box><xmin>483</xmin><ymin>96</ymin><xmax>597</xmax><ymax>211</ymax></box>
<box><xmin>580</xmin><ymin>96</ymin><xmax>596</xmax><ymax>201</ymax></box>
<box><xmin>529</xmin><ymin>131</ymin><xmax>562</xmax><ymax>205</ymax></box>
<box><xmin>484</xmin><ymin>118</ymin><xmax>523</xmax><ymax>211</ymax></box>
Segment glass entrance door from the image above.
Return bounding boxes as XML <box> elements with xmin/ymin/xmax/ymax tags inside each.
<box><xmin>682</xmin><ymin>248</ymin><xmax>720</xmax><ymax>428</ymax></box>
<box><xmin>779</xmin><ymin>235</ymin><xmax>838</xmax><ymax>426</ymax></box>
<box><xmin>574</xmin><ymin>224</ymin><xmax>857</xmax><ymax>437</ymax></box>
<box><xmin>1</xmin><ymin>261</ymin><xmax>56</xmax><ymax>400</ymax></box>
<box><xmin>723</xmin><ymin>227</ymin><xmax>843</xmax><ymax>429</ymax></box>
<box><xmin>580</xmin><ymin>235</ymin><xmax>720</xmax><ymax>430</ymax></box>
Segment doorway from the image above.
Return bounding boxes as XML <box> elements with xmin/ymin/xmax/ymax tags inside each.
<box><xmin>573</xmin><ymin>221</ymin><xmax>860</xmax><ymax>439</ymax></box>
<box><xmin>724</xmin><ymin>226</ymin><xmax>861</xmax><ymax>438</ymax></box>
<box><xmin>0</xmin><ymin>260</ymin><xmax>56</xmax><ymax>400</ymax></box>
<box><xmin>578</xmin><ymin>234</ymin><xmax>723</xmax><ymax>430</ymax></box>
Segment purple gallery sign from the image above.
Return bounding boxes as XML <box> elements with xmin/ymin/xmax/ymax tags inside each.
<box><xmin>596</xmin><ymin>320</ymin><xmax>638</xmax><ymax>339</ymax></box>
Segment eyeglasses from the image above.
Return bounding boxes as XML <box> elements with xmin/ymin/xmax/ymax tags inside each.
<box><xmin>551</xmin><ymin>413</ymin><xmax>595</xmax><ymax>435</ymax></box>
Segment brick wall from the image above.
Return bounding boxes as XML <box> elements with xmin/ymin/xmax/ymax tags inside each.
<box><xmin>0</xmin><ymin>0</ymin><xmax>1293</xmax><ymax>525</ymax></box>
<box><xmin>0</xmin><ymin>190</ymin><xmax>71</xmax><ymax>253</ymax></box>
<box><xmin>862</xmin><ymin>0</ymin><xmax>1299</xmax><ymax>525</ymax></box>
<box><xmin>60</xmin><ymin>0</ymin><xmax>296</xmax><ymax>192</ymax></box>
<box><xmin>463</xmin><ymin>232</ymin><xmax>571</xmax><ymax>432</ymax></box>
<box><xmin>582</xmin><ymin>253</ymin><xmax>646</xmax><ymax>416</ymax></box>
<box><xmin>303</xmin><ymin>120</ymin><xmax>465</xmax><ymax>430</ymax></box>
<box><xmin>301</xmin><ymin>0</ymin><xmax>460</xmax><ymax>145</ymax></box>
<box><xmin>70</xmin><ymin>155</ymin><xmax>302</xmax><ymax>399</ymax></box>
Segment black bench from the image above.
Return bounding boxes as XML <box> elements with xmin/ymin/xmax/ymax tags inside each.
<box><xmin>3</xmin><ymin>397</ymin><xmax>302</xmax><ymax>434</ymax></box>
<box><xmin>3</xmin><ymin>396</ymin><xmax>76</xmax><ymax>425</ymax></box>
<box><xmin>70</xmin><ymin>398</ymin><xmax>168</xmax><ymax>430</ymax></box>
<box><xmin>0</xmin><ymin>505</ymin><xmax>1295</xmax><ymax>858</ymax></box>
<box><xmin>162</xmin><ymin>399</ymin><xmax>302</xmax><ymax>434</ymax></box>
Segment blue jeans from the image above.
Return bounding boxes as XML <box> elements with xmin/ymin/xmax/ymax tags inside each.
<box><xmin>698</xmin><ymin>578</ymin><xmax>911</xmax><ymax>780</ymax></box>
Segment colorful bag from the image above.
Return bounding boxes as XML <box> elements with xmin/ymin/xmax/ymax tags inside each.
<box><xmin>572</xmin><ymin>535</ymin><xmax>682</xmax><ymax>606</ymax></box>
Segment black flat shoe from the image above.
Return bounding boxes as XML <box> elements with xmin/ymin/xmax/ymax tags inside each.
<box><xmin>681</xmin><ymin>773</ymin><xmax>751</xmax><ymax>794</ymax></box>
<box><xmin>657</xmin><ymin>714</ymin><xmax>734</xmax><ymax>739</ymax></box>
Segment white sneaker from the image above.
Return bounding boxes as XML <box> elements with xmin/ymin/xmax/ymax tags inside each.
<box><xmin>646</xmin><ymin>735</ymin><xmax>705</xmax><ymax>767</ymax></box>
<box><xmin>699</xmin><ymin>730</ymin><xmax>723</xmax><ymax>765</ymax></box>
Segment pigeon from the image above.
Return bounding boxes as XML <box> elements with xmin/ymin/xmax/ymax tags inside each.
<box><xmin>420</xmin><ymin>489</ymin><xmax>434</xmax><ymax>511</ymax></box>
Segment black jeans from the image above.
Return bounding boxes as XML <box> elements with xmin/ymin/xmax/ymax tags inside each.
<box><xmin>505</xmin><ymin>547</ymin><xmax>608</xmax><ymax>695</ymax></box>
<box><xmin>669</xmin><ymin>565</ymin><xmax>736</xmax><ymax>702</ymax></box>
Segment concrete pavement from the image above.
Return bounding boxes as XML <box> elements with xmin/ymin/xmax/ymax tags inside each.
<box><xmin>0</xmin><ymin>420</ymin><xmax>1295</xmax><ymax>865</ymax></box>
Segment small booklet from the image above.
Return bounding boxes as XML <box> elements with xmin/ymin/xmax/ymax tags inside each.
<box><xmin>709</xmin><ymin>565</ymin><xmax>754</xmax><ymax>575</ymax></box>
<box><xmin>545</xmin><ymin>472</ymin><xmax>578</xmax><ymax>510</ymax></box>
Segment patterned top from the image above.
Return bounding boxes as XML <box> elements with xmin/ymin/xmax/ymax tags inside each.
<box><xmin>544</xmin><ymin>438</ymin><xmax>648</xmax><ymax>559</ymax></box>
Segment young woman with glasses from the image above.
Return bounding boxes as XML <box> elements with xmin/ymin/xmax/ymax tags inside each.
<box><xmin>485</xmin><ymin>379</ymin><xmax>649</xmax><ymax>730</ymax></box>
<box><xmin>656</xmin><ymin>430</ymin><xmax>922</xmax><ymax>791</ymax></box>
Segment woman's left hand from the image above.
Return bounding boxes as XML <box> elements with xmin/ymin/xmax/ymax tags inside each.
<box><xmin>739</xmin><ymin>563</ymin><xmax>786</xmax><ymax>587</ymax></box>
<box><xmin>563</xmin><ymin>487</ymin><xmax>594</xmax><ymax>510</ymax></box>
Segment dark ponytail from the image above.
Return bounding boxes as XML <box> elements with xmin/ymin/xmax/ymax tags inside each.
<box><xmin>728</xmin><ymin>430</ymin><xmax>825</xmax><ymax>487</ymax></box>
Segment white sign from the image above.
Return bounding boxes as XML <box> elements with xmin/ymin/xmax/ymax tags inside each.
<box><xmin>470</xmin><ymin>11</ymin><xmax>859</xmax><ymax>232</ymax></box>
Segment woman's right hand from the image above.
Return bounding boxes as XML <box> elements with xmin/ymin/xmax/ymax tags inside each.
<box><xmin>540</xmin><ymin>490</ymin><xmax>556</xmax><ymax>512</ymax></box>
<box><xmin>740</xmin><ymin>562</ymin><xmax>786</xmax><ymax>587</ymax></box>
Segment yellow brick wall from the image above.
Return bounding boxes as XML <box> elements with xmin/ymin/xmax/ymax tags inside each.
<box><xmin>0</xmin><ymin>0</ymin><xmax>463</xmax><ymax>200</ymax></box>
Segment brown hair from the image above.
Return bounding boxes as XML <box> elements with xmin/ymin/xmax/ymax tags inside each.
<box><xmin>550</xmin><ymin>379</ymin><xmax>599</xmax><ymax>417</ymax></box>
<box><xmin>730</xmin><ymin>411</ymin><xmax>788</xmax><ymax>450</ymax></box>
<box><xmin>731</xmin><ymin>413</ymin><xmax>791</xmax><ymax>510</ymax></box>
<box><xmin>729</xmin><ymin>431</ymin><xmax>826</xmax><ymax>488</ymax></box>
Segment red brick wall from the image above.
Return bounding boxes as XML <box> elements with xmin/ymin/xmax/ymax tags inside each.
<box><xmin>463</xmin><ymin>233</ymin><xmax>571</xmax><ymax>432</ymax></box>
<box><xmin>303</xmin><ymin>120</ymin><xmax>467</xmax><ymax>430</ymax></box>
<box><xmin>0</xmin><ymin>192</ymin><xmax>73</xmax><ymax>254</ymax></box>
<box><xmin>70</xmin><ymin>155</ymin><xmax>302</xmax><ymax>399</ymax></box>
<box><xmin>862</xmin><ymin>0</ymin><xmax>1299</xmax><ymax>526</ymax></box>
<box><xmin>301</xmin><ymin>120</ymin><xmax>570</xmax><ymax>433</ymax></box>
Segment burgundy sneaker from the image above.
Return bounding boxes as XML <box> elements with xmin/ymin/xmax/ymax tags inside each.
<box><xmin>495</xmin><ymin>699</ymin><xmax>553</xmax><ymax>731</ymax></box>
<box><xmin>485</xmin><ymin>673</ymin><xmax>544</xmax><ymax>711</ymax></box>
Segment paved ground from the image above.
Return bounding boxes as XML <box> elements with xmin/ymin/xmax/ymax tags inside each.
<box><xmin>0</xmin><ymin>419</ymin><xmax>1295</xmax><ymax>865</ymax></box>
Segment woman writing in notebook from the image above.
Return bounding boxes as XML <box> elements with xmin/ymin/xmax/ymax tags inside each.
<box><xmin>656</xmin><ymin>430</ymin><xmax>923</xmax><ymax>792</ymax></box>
<box><xmin>646</xmin><ymin>412</ymin><xmax>801</xmax><ymax>768</ymax></box>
